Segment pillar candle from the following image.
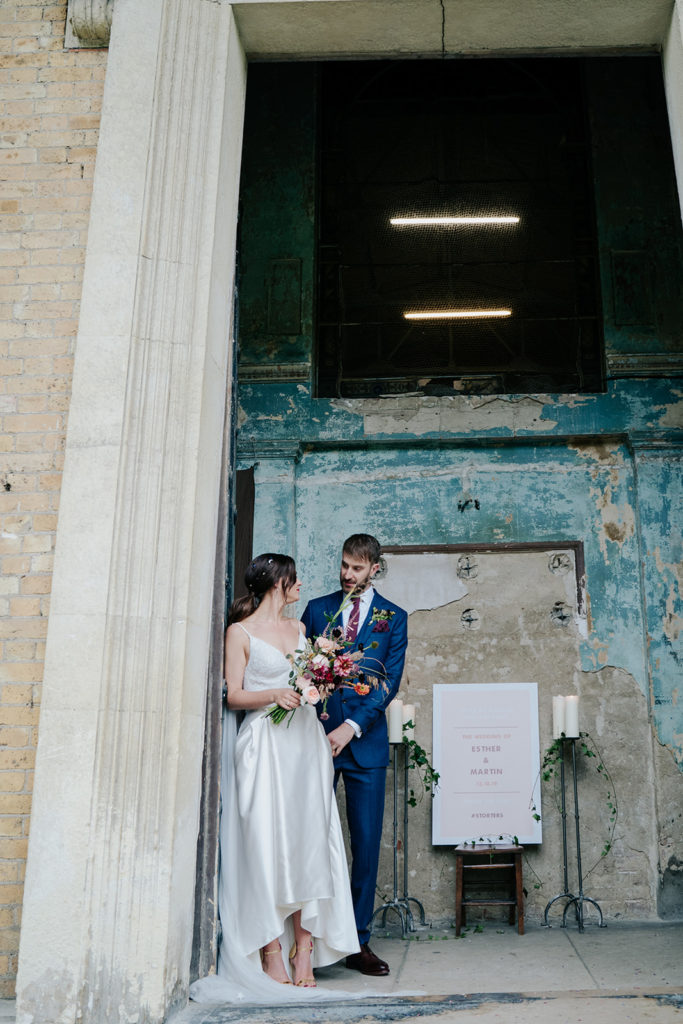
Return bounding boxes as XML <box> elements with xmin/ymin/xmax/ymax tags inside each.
<box><xmin>388</xmin><ymin>698</ymin><xmax>404</xmax><ymax>743</ymax></box>
<box><xmin>552</xmin><ymin>695</ymin><xmax>566</xmax><ymax>739</ymax></box>
<box><xmin>564</xmin><ymin>695</ymin><xmax>580</xmax><ymax>738</ymax></box>
<box><xmin>402</xmin><ymin>703</ymin><xmax>416</xmax><ymax>742</ymax></box>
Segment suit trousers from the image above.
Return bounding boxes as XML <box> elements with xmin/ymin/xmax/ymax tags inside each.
<box><xmin>334</xmin><ymin>754</ymin><xmax>386</xmax><ymax>946</ymax></box>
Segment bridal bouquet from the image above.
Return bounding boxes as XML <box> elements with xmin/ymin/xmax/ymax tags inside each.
<box><xmin>265</xmin><ymin>595</ymin><xmax>386</xmax><ymax>726</ymax></box>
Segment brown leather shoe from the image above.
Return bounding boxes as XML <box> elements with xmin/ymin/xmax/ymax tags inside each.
<box><xmin>345</xmin><ymin>943</ymin><xmax>390</xmax><ymax>976</ymax></box>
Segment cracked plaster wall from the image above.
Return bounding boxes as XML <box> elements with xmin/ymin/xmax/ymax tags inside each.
<box><xmin>373</xmin><ymin>557</ymin><xmax>658</xmax><ymax>925</ymax></box>
<box><xmin>251</xmin><ymin>442</ymin><xmax>649</xmax><ymax>692</ymax></box>
<box><xmin>243</xmin><ymin>436</ymin><xmax>682</xmax><ymax>921</ymax></box>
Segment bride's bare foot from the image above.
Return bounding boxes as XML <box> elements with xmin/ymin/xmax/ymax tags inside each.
<box><xmin>260</xmin><ymin>941</ymin><xmax>291</xmax><ymax>984</ymax></box>
<box><xmin>289</xmin><ymin>938</ymin><xmax>316</xmax><ymax>988</ymax></box>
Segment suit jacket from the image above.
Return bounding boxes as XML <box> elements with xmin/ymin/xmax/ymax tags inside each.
<box><xmin>301</xmin><ymin>589</ymin><xmax>408</xmax><ymax>768</ymax></box>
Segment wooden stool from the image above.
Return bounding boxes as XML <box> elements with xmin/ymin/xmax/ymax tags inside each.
<box><xmin>455</xmin><ymin>844</ymin><xmax>525</xmax><ymax>935</ymax></box>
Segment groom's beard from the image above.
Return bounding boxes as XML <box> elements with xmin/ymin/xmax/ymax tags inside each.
<box><xmin>340</xmin><ymin>569</ymin><xmax>374</xmax><ymax>595</ymax></box>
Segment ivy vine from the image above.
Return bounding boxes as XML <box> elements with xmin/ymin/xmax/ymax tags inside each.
<box><xmin>531</xmin><ymin>731</ymin><xmax>618</xmax><ymax>876</ymax></box>
<box><xmin>402</xmin><ymin>720</ymin><xmax>440</xmax><ymax>807</ymax></box>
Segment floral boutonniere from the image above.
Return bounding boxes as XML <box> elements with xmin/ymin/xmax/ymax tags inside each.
<box><xmin>371</xmin><ymin>608</ymin><xmax>395</xmax><ymax>633</ymax></box>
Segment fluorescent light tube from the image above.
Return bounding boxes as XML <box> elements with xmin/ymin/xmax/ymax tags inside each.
<box><xmin>390</xmin><ymin>216</ymin><xmax>519</xmax><ymax>226</ymax></box>
<box><xmin>403</xmin><ymin>309</ymin><xmax>512</xmax><ymax>320</ymax></box>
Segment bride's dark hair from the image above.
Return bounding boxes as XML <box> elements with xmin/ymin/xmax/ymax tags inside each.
<box><xmin>228</xmin><ymin>553</ymin><xmax>297</xmax><ymax>624</ymax></box>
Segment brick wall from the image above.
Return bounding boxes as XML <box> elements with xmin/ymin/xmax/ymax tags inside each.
<box><xmin>0</xmin><ymin>0</ymin><xmax>105</xmax><ymax>996</ymax></box>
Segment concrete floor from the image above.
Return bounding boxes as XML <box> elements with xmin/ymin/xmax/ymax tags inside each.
<box><xmin>2</xmin><ymin>921</ymin><xmax>682</xmax><ymax>1023</ymax></box>
<box><xmin>172</xmin><ymin>920</ymin><xmax>683</xmax><ymax>1024</ymax></box>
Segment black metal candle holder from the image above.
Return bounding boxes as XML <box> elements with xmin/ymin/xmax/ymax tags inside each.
<box><xmin>371</xmin><ymin>741</ymin><xmax>428</xmax><ymax>937</ymax></box>
<box><xmin>543</xmin><ymin>737</ymin><xmax>606</xmax><ymax>932</ymax></box>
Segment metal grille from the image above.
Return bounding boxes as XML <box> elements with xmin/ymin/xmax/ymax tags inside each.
<box><xmin>317</xmin><ymin>58</ymin><xmax>603</xmax><ymax>398</ymax></box>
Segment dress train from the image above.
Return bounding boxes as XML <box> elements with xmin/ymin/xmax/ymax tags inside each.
<box><xmin>190</xmin><ymin>630</ymin><xmax>359</xmax><ymax>1005</ymax></box>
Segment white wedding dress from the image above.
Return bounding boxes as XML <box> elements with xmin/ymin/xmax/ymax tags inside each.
<box><xmin>189</xmin><ymin>627</ymin><xmax>359</xmax><ymax>1005</ymax></box>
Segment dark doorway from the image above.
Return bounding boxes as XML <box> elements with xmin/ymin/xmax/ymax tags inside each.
<box><xmin>317</xmin><ymin>58</ymin><xmax>603</xmax><ymax>397</ymax></box>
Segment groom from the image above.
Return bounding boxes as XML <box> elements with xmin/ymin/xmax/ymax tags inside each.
<box><xmin>302</xmin><ymin>534</ymin><xmax>408</xmax><ymax>977</ymax></box>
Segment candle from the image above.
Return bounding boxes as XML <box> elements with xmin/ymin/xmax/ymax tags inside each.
<box><xmin>402</xmin><ymin>703</ymin><xmax>416</xmax><ymax>742</ymax></box>
<box><xmin>552</xmin><ymin>695</ymin><xmax>566</xmax><ymax>739</ymax></box>
<box><xmin>388</xmin><ymin>699</ymin><xmax>403</xmax><ymax>743</ymax></box>
<box><xmin>564</xmin><ymin>695</ymin><xmax>579</xmax><ymax>738</ymax></box>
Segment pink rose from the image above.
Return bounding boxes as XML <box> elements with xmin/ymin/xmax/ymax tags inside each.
<box><xmin>310</xmin><ymin>653</ymin><xmax>329</xmax><ymax>671</ymax></box>
<box><xmin>300</xmin><ymin>684</ymin><xmax>321</xmax><ymax>705</ymax></box>
<box><xmin>314</xmin><ymin>636</ymin><xmax>337</xmax><ymax>654</ymax></box>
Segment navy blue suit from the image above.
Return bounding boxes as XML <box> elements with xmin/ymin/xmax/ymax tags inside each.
<box><xmin>302</xmin><ymin>589</ymin><xmax>408</xmax><ymax>943</ymax></box>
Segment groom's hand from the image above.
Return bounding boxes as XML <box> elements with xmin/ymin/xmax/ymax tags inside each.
<box><xmin>328</xmin><ymin>723</ymin><xmax>354</xmax><ymax>757</ymax></box>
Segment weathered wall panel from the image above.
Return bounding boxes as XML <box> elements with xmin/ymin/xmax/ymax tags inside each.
<box><xmin>238</xmin><ymin>436</ymin><xmax>681</xmax><ymax>921</ymax></box>
<box><xmin>377</xmin><ymin>551</ymin><xmax>657</xmax><ymax>924</ymax></box>
<box><xmin>633</xmin><ymin>445</ymin><xmax>683</xmax><ymax>916</ymax></box>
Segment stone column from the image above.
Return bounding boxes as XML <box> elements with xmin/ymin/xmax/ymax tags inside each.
<box><xmin>15</xmin><ymin>2</ymin><xmax>247</xmax><ymax>1022</ymax></box>
<box><xmin>65</xmin><ymin>0</ymin><xmax>114</xmax><ymax>47</ymax></box>
<box><xmin>664</xmin><ymin>0</ymin><xmax>683</xmax><ymax>218</ymax></box>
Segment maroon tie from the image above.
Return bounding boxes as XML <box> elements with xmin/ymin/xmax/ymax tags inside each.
<box><xmin>347</xmin><ymin>597</ymin><xmax>361</xmax><ymax>641</ymax></box>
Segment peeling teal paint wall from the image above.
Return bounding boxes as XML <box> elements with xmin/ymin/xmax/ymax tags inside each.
<box><xmin>634</xmin><ymin>447</ymin><xmax>683</xmax><ymax>755</ymax></box>
<box><xmin>240</xmin><ymin>382</ymin><xmax>682</xmax><ymax>753</ymax></box>
<box><xmin>237</xmin><ymin>378</ymin><xmax>682</xmax><ymax>442</ymax></box>
<box><xmin>245</xmin><ymin>438</ymin><xmax>647</xmax><ymax>685</ymax></box>
<box><xmin>239</xmin><ymin>386</ymin><xmax>683</xmax><ymax>918</ymax></box>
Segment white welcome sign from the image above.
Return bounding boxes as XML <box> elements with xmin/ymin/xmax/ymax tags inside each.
<box><xmin>432</xmin><ymin>683</ymin><xmax>542</xmax><ymax>845</ymax></box>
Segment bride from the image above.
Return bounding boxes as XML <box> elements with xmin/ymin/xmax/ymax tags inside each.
<box><xmin>190</xmin><ymin>553</ymin><xmax>359</xmax><ymax>1004</ymax></box>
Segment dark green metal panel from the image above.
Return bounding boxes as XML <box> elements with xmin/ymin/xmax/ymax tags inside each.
<box><xmin>238</xmin><ymin>63</ymin><xmax>316</xmax><ymax>369</ymax></box>
<box><xmin>267</xmin><ymin>257</ymin><xmax>302</xmax><ymax>335</ymax></box>
<box><xmin>611</xmin><ymin>250</ymin><xmax>654</xmax><ymax>326</ymax></box>
<box><xmin>238</xmin><ymin>57</ymin><xmax>683</xmax><ymax>376</ymax></box>
<box><xmin>586</xmin><ymin>57</ymin><xmax>683</xmax><ymax>361</ymax></box>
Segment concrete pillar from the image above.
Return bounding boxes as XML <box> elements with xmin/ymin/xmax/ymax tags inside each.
<box><xmin>664</xmin><ymin>0</ymin><xmax>683</xmax><ymax>221</ymax></box>
<box><xmin>631</xmin><ymin>439</ymin><xmax>683</xmax><ymax>916</ymax></box>
<box><xmin>15</xmin><ymin>1</ymin><xmax>246</xmax><ymax>1021</ymax></box>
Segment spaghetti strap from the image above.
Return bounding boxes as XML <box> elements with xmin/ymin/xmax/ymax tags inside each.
<box><xmin>235</xmin><ymin>622</ymin><xmax>252</xmax><ymax>638</ymax></box>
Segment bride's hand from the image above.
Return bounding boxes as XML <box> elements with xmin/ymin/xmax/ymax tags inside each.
<box><xmin>273</xmin><ymin>688</ymin><xmax>301</xmax><ymax>711</ymax></box>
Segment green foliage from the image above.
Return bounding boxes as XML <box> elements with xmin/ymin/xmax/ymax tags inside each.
<box><xmin>540</xmin><ymin>737</ymin><xmax>563</xmax><ymax>782</ymax></box>
<box><xmin>402</xmin><ymin>722</ymin><xmax>440</xmax><ymax>807</ymax></box>
<box><xmin>533</xmin><ymin>731</ymin><xmax>618</xmax><ymax>881</ymax></box>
